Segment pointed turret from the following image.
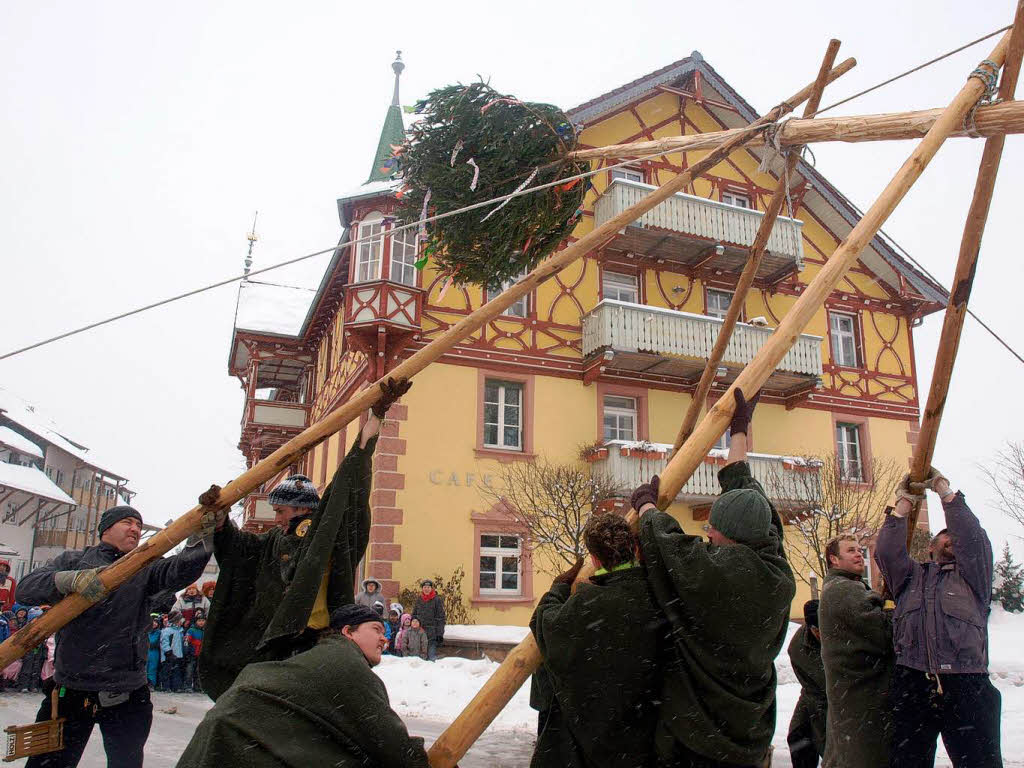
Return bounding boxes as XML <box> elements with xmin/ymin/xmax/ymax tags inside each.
<box><xmin>367</xmin><ymin>51</ymin><xmax>407</xmax><ymax>183</ymax></box>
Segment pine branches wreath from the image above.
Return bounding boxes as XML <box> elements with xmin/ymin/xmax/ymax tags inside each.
<box><xmin>396</xmin><ymin>82</ymin><xmax>589</xmax><ymax>286</ymax></box>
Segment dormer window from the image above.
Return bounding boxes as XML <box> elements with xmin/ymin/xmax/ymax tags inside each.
<box><xmin>721</xmin><ymin>191</ymin><xmax>750</xmax><ymax>209</ymax></box>
<box><xmin>355</xmin><ymin>213</ymin><xmax>384</xmax><ymax>283</ymax></box>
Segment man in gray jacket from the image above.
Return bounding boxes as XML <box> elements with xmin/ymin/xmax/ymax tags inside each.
<box><xmin>16</xmin><ymin>506</ymin><xmax>211</xmax><ymax>768</ymax></box>
<box><xmin>875</xmin><ymin>468</ymin><xmax>1000</xmax><ymax>767</ymax></box>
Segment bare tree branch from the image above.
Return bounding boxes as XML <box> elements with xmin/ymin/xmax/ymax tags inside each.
<box><xmin>980</xmin><ymin>441</ymin><xmax>1024</xmax><ymax>536</ymax></box>
<box><xmin>767</xmin><ymin>454</ymin><xmax>902</xmax><ymax>587</ymax></box>
<box><xmin>476</xmin><ymin>455</ymin><xmax>619</xmax><ymax>576</ymax></box>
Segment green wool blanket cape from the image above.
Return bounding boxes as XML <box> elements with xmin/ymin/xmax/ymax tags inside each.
<box><xmin>787</xmin><ymin>623</ymin><xmax>827</xmax><ymax>756</ymax></box>
<box><xmin>178</xmin><ymin>634</ymin><xmax>429</xmax><ymax>768</ymax></box>
<box><xmin>638</xmin><ymin>461</ymin><xmax>796</xmax><ymax>766</ymax></box>
<box><xmin>199</xmin><ymin>436</ymin><xmax>377</xmax><ymax>700</ymax></box>
<box><xmin>820</xmin><ymin>568</ymin><xmax>894</xmax><ymax>768</ymax></box>
<box><xmin>529</xmin><ymin>568</ymin><xmax>666</xmax><ymax>768</ymax></box>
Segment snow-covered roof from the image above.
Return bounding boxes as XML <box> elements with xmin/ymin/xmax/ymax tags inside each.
<box><xmin>0</xmin><ymin>463</ymin><xmax>76</xmax><ymax>505</ymax></box>
<box><xmin>234</xmin><ymin>280</ymin><xmax>316</xmax><ymax>338</ymax></box>
<box><xmin>0</xmin><ymin>427</ymin><xmax>43</xmax><ymax>460</ymax></box>
<box><xmin>338</xmin><ymin>178</ymin><xmax>402</xmax><ymax>203</ymax></box>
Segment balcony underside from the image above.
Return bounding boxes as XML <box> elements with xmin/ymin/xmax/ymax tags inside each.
<box><xmin>606</xmin><ymin>227</ymin><xmax>798</xmax><ymax>284</ymax></box>
<box><xmin>591</xmin><ymin>349</ymin><xmax>817</xmax><ymax>395</ymax></box>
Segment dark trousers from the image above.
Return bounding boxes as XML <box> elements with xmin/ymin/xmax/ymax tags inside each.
<box><xmin>787</xmin><ymin>720</ymin><xmax>821</xmax><ymax>768</ymax></box>
<box><xmin>158</xmin><ymin>656</ymin><xmax>183</xmax><ymax>691</ymax></box>
<box><xmin>25</xmin><ymin>684</ymin><xmax>152</xmax><ymax>768</ymax></box>
<box><xmin>890</xmin><ymin>664</ymin><xmax>1002</xmax><ymax>768</ymax></box>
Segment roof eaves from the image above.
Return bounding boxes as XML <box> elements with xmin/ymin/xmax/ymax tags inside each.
<box><xmin>568</xmin><ymin>55</ymin><xmax>701</xmax><ymax>125</ymax></box>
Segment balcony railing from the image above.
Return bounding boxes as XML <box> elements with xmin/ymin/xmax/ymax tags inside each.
<box><xmin>582</xmin><ymin>299</ymin><xmax>822</xmax><ymax>392</ymax></box>
<box><xmin>344</xmin><ymin>279</ymin><xmax>423</xmax><ymax>330</ymax></box>
<box><xmin>594</xmin><ymin>179</ymin><xmax>804</xmax><ymax>281</ymax></box>
<box><xmin>243</xmin><ymin>398</ymin><xmax>310</xmax><ymax>431</ymax></box>
<box><xmin>591</xmin><ymin>440</ymin><xmax>821</xmax><ymax>504</ymax></box>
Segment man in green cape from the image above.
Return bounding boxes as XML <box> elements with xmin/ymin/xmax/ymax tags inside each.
<box><xmin>176</xmin><ymin>603</ymin><xmax>429</xmax><ymax>768</ymax></box>
<box><xmin>630</xmin><ymin>390</ymin><xmax>796</xmax><ymax>768</ymax></box>
<box><xmin>819</xmin><ymin>533</ymin><xmax>893</xmax><ymax>768</ymax></box>
<box><xmin>529</xmin><ymin>513</ymin><xmax>666</xmax><ymax>768</ymax></box>
<box><xmin>197</xmin><ymin>377</ymin><xmax>411</xmax><ymax>700</ymax></box>
<box><xmin>787</xmin><ymin>599</ymin><xmax>826</xmax><ymax>768</ymax></box>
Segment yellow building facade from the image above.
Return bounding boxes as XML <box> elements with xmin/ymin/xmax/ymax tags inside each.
<box><xmin>228</xmin><ymin>53</ymin><xmax>945</xmax><ymax>624</ymax></box>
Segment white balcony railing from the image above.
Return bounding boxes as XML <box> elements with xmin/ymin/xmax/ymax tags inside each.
<box><xmin>595</xmin><ymin>178</ymin><xmax>804</xmax><ymax>264</ymax></box>
<box><xmin>583</xmin><ymin>300</ymin><xmax>823</xmax><ymax>377</ymax></box>
<box><xmin>593</xmin><ymin>440</ymin><xmax>821</xmax><ymax>503</ymax></box>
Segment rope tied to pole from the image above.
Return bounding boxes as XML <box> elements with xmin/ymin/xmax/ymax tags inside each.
<box><xmin>964</xmin><ymin>58</ymin><xmax>1003</xmax><ymax>136</ymax></box>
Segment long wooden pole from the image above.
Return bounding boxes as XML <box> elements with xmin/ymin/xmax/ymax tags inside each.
<box><xmin>906</xmin><ymin>0</ymin><xmax>1024</xmax><ymax>541</ymax></box>
<box><xmin>423</xmin><ymin>55</ymin><xmax>857</xmax><ymax>768</ymax></box>
<box><xmin>657</xmin><ymin>32</ymin><xmax>1012</xmax><ymax>509</ymax></box>
<box><xmin>0</xmin><ymin>57</ymin><xmax>857</xmax><ymax>672</ymax></box>
<box><xmin>672</xmin><ymin>40</ymin><xmax>841</xmax><ymax>453</ymax></box>
<box><xmin>570</xmin><ymin>99</ymin><xmax>1024</xmax><ymax>161</ymax></box>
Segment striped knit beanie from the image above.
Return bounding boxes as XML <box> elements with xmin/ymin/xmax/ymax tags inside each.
<box><xmin>268</xmin><ymin>474</ymin><xmax>320</xmax><ymax>509</ymax></box>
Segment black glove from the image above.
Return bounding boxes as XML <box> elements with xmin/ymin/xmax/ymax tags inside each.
<box><xmin>553</xmin><ymin>557</ymin><xmax>585</xmax><ymax>586</ymax></box>
<box><xmin>729</xmin><ymin>388</ymin><xmax>761</xmax><ymax>437</ymax></box>
<box><xmin>630</xmin><ymin>475</ymin><xmax>660</xmax><ymax>512</ymax></box>
<box><xmin>372</xmin><ymin>377</ymin><xmax>413</xmax><ymax>418</ymax></box>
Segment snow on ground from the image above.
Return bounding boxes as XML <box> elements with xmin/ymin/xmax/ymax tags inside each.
<box><xmin>444</xmin><ymin>623</ymin><xmax>531</xmax><ymax>644</ymax></box>
<box><xmin>3</xmin><ymin>609</ymin><xmax>1023</xmax><ymax>766</ymax></box>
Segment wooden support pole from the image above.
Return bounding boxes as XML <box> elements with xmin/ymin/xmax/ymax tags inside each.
<box><xmin>570</xmin><ymin>99</ymin><xmax>1024</xmax><ymax>161</ymax></box>
<box><xmin>906</xmin><ymin>0</ymin><xmax>1024</xmax><ymax>541</ymax></box>
<box><xmin>657</xmin><ymin>31</ymin><xmax>1012</xmax><ymax>510</ymax></box>
<box><xmin>424</xmin><ymin>57</ymin><xmax>857</xmax><ymax>768</ymax></box>
<box><xmin>672</xmin><ymin>40</ymin><xmax>841</xmax><ymax>453</ymax></box>
<box><xmin>0</xmin><ymin>57</ymin><xmax>856</xmax><ymax>674</ymax></box>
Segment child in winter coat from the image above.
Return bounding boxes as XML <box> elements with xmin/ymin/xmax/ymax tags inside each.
<box><xmin>147</xmin><ymin>617</ymin><xmax>162</xmax><ymax>688</ymax></box>
<box><xmin>403</xmin><ymin>618</ymin><xmax>429</xmax><ymax>660</ymax></box>
<box><xmin>186</xmin><ymin>617</ymin><xmax>205</xmax><ymax>692</ymax></box>
<box><xmin>394</xmin><ymin>613</ymin><xmax>412</xmax><ymax>655</ymax></box>
<box><xmin>387</xmin><ymin>609</ymin><xmax>401</xmax><ymax>654</ymax></box>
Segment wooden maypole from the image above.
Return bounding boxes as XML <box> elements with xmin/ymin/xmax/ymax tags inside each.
<box><xmin>423</xmin><ymin>44</ymin><xmax>851</xmax><ymax>768</ymax></box>
<box><xmin>0</xmin><ymin>56</ymin><xmax>856</xmax><ymax>672</ymax></box>
<box><xmin>672</xmin><ymin>39</ymin><xmax>841</xmax><ymax>453</ymax></box>
<box><xmin>906</xmin><ymin>0</ymin><xmax>1024</xmax><ymax>540</ymax></box>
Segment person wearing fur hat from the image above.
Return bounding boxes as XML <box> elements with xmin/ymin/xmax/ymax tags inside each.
<box><xmin>198</xmin><ymin>377</ymin><xmax>411</xmax><ymax>700</ymax></box>
<box><xmin>15</xmin><ymin>504</ymin><xmax>211</xmax><ymax>768</ymax></box>
<box><xmin>355</xmin><ymin>577</ymin><xmax>383</xmax><ymax>608</ymax></box>
<box><xmin>630</xmin><ymin>389</ymin><xmax>795</xmax><ymax>768</ymax></box>
<box><xmin>177</xmin><ymin>603</ymin><xmax>429</xmax><ymax>768</ymax></box>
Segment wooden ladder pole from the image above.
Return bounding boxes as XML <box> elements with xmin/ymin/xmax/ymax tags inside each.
<box><xmin>673</xmin><ymin>39</ymin><xmax>841</xmax><ymax>454</ymax></box>
<box><xmin>0</xmin><ymin>56</ymin><xmax>857</xmax><ymax>674</ymax></box>
<box><xmin>906</xmin><ymin>0</ymin><xmax>1024</xmax><ymax>541</ymax></box>
<box><xmin>424</xmin><ymin>53</ymin><xmax>857</xmax><ymax>768</ymax></box>
<box><xmin>570</xmin><ymin>100</ymin><xmax>1024</xmax><ymax>160</ymax></box>
<box><xmin>656</xmin><ymin>29</ymin><xmax>1013</xmax><ymax>510</ymax></box>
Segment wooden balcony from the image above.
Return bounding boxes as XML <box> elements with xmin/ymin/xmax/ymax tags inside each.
<box><xmin>594</xmin><ymin>179</ymin><xmax>804</xmax><ymax>283</ymax></box>
<box><xmin>590</xmin><ymin>440</ymin><xmax>821</xmax><ymax>506</ymax></box>
<box><xmin>342</xmin><ymin>280</ymin><xmax>424</xmax><ymax>372</ymax></box>
<box><xmin>240</xmin><ymin>397</ymin><xmax>310</xmax><ymax>459</ymax></box>
<box><xmin>582</xmin><ymin>299</ymin><xmax>822</xmax><ymax>396</ymax></box>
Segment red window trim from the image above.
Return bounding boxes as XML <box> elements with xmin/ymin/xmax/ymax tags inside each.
<box><xmin>831</xmin><ymin>411</ymin><xmax>874</xmax><ymax>486</ymax></box>
<box><xmin>470</xmin><ymin>502</ymin><xmax>534</xmax><ymax>606</ymax></box>
<box><xmin>475</xmin><ymin>368</ymin><xmax>536</xmax><ymax>462</ymax></box>
<box><xmin>596</xmin><ymin>382</ymin><xmax>649</xmax><ymax>443</ymax></box>
<box><xmin>826</xmin><ymin>309</ymin><xmax>865</xmax><ymax>370</ymax></box>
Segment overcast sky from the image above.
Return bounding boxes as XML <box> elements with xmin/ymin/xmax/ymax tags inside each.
<box><xmin>2</xmin><ymin>1</ymin><xmax>1022</xmax><ymax>558</ymax></box>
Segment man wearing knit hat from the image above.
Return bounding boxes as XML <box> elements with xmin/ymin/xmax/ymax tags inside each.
<box><xmin>630</xmin><ymin>389</ymin><xmax>795</xmax><ymax>768</ymax></box>
<box><xmin>177</xmin><ymin>603</ymin><xmax>429</xmax><ymax>768</ymax></box>
<box><xmin>198</xmin><ymin>377</ymin><xmax>411</xmax><ymax>700</ymax></box>
<box><xmin>16</xmin><ymin>505</ymin><xmax>211</xmax><ymax>768</ymax></box>
<box><xmin>787</xmin><ymin>599</ymin><xmax>826</xmax><ymax>768</ymax></box>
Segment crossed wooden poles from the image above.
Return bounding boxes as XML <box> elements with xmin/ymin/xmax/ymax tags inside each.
<box><xmin>0</xmin><ymin>6</ymin><xmax>1021</xmax><ymax>766</ymax></box>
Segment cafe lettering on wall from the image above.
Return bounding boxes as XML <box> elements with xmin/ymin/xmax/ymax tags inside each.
<box><xmin>429</xmin><ymin>470</ymin><xmax>495</xmax><ymax>488</ymax></box>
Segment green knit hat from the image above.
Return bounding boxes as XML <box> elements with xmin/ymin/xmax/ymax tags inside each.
<box><xmin>709</xmin><ymin>489</ymin><xmax>772</xmax><ymax>544</ymax></box>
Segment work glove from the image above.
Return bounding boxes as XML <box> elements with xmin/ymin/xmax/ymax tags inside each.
<box><xmin>630</xmin><ymin>475</ymin><xmax>660</xmax><ymax>513</ymax></box>
<box><xmin>371</xmin><ymin>377</ymin><xmax>413</xmax><ymax>418</ymax></box>
<box><xmin>729</xmin><ymin>388</ymin><xmax>761</xmax><ymax>437</ymax></box>
<box><xmin>553</xmin><ymin>557</ymin><xmax>585</xmax><ymax>586</ymax></box>
<box><xmin>920</xmin><ymin>466</ymin><xmax>950</xmax><ymax>496</ymax></box>
<box><xmin>53</xmin><ymin>568</ymin><xmax>108</xmax><ymax>603</ymax></box>
<box><xmin>193</xmin><ymin>483</ymin><xmax>229</xmax><ymax>545</ymax></box>
<box><xmin>896</xmin><ymin>473</ymin><xmax>925</xmax><ymax>505</ymax></box>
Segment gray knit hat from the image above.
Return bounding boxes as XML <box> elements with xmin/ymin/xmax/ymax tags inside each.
<box><xmin>709</xmin><ymin>489</ymin><xmax>772</xmax><ymax>544</ymax></box>
<box><xmin>268</xmin><ymin>474</ymin><xmax>320</xmax><ymax>509</ymax></box>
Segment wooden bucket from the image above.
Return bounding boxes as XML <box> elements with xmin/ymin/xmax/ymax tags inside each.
<box><xmin>4</xmin><ymin>688</ymin><xmax>65</xmax><ymax>762</ymax></box>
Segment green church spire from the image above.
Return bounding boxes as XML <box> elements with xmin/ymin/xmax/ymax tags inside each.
<box><xmin>367</xmin><ymin>51</ymin><xmax>407</xmax><ymax>183</ymax></box>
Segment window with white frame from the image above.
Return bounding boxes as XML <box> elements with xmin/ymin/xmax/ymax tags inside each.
<box><xmin>860</xmin><ymin>545</ymin><xmax>873</xmax><ymax>585</ymax></box>
<box><xmin>355</xmin><ymin>215</ymin><xmax>384</xmax><ymax>283</ymax></box>
<box><xmin>479</xmin><ymin>533</ymin><xmax>522</xmax><ymax>595</ymax></box>
<box><xmin>483</xmin><ymin>379</ymin><xmax>523</xmax><ymax>450</ymax></box>
<box><xmin>389</xmin><ymin>227</ymin><xmax>419</xmax><ymax>287</ymax></box>
<box><xmin>706</xmin><ymin>288</ymin><xmax>734</xmax><ymax>320</ymax></box>
<box><xmin>829</xmin><ymin>312</ymin><xmax>860</xmax><ymax>367</ymax></box>
<box><xmin>603</xmin><ymin>395</ymin><xmax>637</xmax><ymax>441</ymax></box>
<box><xmin>721</xmin><ymin>191</ymin><xmax>751</xmax><ymax>209</ymax></box>
<box><xmin>610</xmin><ymin>167</ymin><xmax>644</xmax><ymax>183</ymax></box>
<box><xmin>486</xmin><ymin>272</ymin><xmax>528</xmax><ymax>318</ymax></box>
<box><xmin>836</xmin><ymin>423</ymin><xmax>864</xmax><ymax>481</ymax></box>
<box><xmin>602</xmin><ymin>271</ymin><xmax>639</xmax><ymax>303</ymax></box>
